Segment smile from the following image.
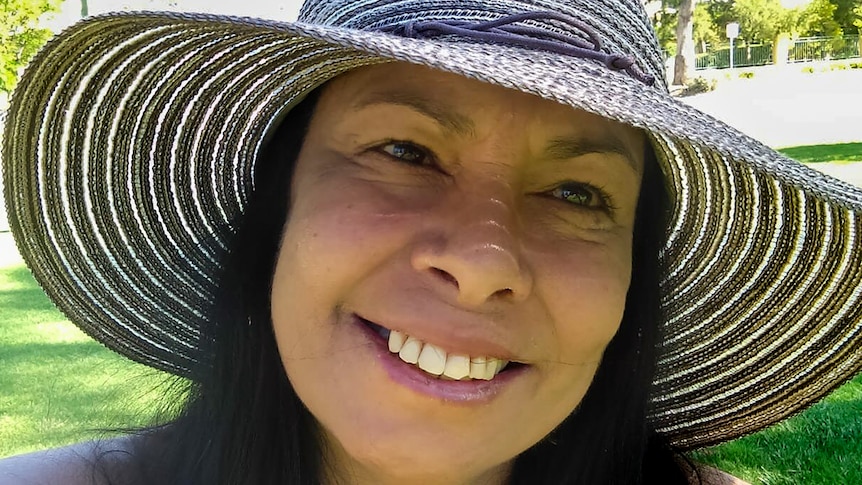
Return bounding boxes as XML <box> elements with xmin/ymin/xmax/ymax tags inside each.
<box><xmin>386</xmin><ymin>328</ymin><xmax>509</xmax><ymax>380</ymax></box>
<box><xmin>356</xmin><ymin>315</ymin><xmax>525</xmax><ymax>389</ymax></box>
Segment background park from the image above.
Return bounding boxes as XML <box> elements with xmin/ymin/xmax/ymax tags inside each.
<box><xmin>1</xmin><ymin>1</ymin><xmax>861</xmax><ymax>484</ymax></box>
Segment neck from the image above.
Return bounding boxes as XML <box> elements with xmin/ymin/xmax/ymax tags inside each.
<box><xmin>320</xmin><ymin>432</ymin><xmax>513</xmax><ymax>485</ymax></box>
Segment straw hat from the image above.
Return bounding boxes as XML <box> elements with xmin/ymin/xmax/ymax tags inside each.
<box><xmin>3</xmin><ymin>0</ymin><xmax>861</xmax><ymax>450</ymax></box>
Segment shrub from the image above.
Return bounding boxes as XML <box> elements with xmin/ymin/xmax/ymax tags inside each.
<box><xmin>738</xmin><ymin>71</ymin><xmax>755</xmax><ymax>79</ymax></box>
<box><xmin>802</xmin><ymin>66</ymin><xmax>815</xmax><ymax>73</ymax></box>
<box><xmin>680</xmin><ymin>76</ymin><xmax>717</xmax><ymax>96</ymax></box>
<box><xmin>830</xmin><ymin>63</ymin><xmax>849</xmax><ymax>71</ymax></box>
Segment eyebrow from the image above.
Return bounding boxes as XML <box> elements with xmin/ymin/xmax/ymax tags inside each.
<box><xmin>544</xmin><ymin>135</ymin><xmax>641</xmax><ymax>174</ymax></box>
<box><xmin>352</xmin><ymin>91</ymin><xmax>476</xmax><ymax>137</ymax></box>
<box><xmin>352</xmin><ymin>90</ymin><xmax>641</xmax><ymax>173</ymax></box>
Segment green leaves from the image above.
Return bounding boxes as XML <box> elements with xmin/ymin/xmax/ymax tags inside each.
<box><xmin>0</xmin><ymin>0</ymin><xmax>61</xmax><ymax>94</ymax></box>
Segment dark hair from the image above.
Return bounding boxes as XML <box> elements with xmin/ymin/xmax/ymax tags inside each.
<box><xmin>133</xmin><ymin>89</ymin><xmax>688</xmax><ymax>485</ymax></box>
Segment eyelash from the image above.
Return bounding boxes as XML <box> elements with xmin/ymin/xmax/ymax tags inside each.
<box><xmin>375</xmin><ymin>140</ymin><xmax>615</xmax><ymax>213</ymax></box>
<box><xmin>378</xmin><ymin>140</ymin><xmax>436</xmax><ymax>167</ymax></box>
<box><xmin>548</xmin><ymin>182</ymin><xmax>615</xmax><ymax>212</ymax></box>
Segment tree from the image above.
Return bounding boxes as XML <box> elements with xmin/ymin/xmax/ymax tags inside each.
<box><xmin>673</xmin><ymin>0</ymin><xmax>697</xmax><ymax>85</ymax></box>
<box><xmin>732</xmin><ymin>0</ymin><xmax>798</xmax><ymax>43</ymax></box>
<box><xmin>852</xmin><ymin>0</ymin><xmax>862</xmax><ymax>32</ymax></box>
<box><xmin>0</xmin><ymin>0</ymin><xmax>61</xmax><ymax>94</ymax></box>
<box><xmin>830</xmin><ymin>0</ymin><xmax>862</xmax><ymax>34</ymax></box>
<box><xmin>799</xmin><ymin>0</ymin><xmax>843</xmax><ymax>37</ymax></box>
<box><xmin>693</xmin><ymin>3</ymin><xmax>721</xmax><ymax>52</ymax></box>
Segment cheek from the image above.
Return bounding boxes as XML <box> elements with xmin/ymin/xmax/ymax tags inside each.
<box><xmin>269</xmin><ymin>177</ymin><xmax>423</xmax><ymax>361</ymax></box>
<box><xmin>537</xmin><ymin>241</ymin><xmax>633</xmax><ymax>365</ymax></box>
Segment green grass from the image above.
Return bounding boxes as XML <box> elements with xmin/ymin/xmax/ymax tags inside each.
<box><xmin>777</xmin><ymin>142</ymin><xmax>862</xmax><ymax>164</ymax></box>
<box><xmin>0</xmin><ymin>265</ymin><xmax>182</xmax><ymax>458</ymax></box>
<box><xmin>692</xmin><ymin>375</ymin><xmax>862</xmax><ymax>484</ymax></box>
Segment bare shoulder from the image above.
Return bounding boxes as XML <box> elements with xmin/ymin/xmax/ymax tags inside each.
<box><xmin>0</xmin><ymin>436</ymin><xmax>137</xmax><ymax>485</ymax></box>
<box><xmin>692</xmin><ymin>464</ymin><xmax>752</xmax><ymax>485</ymax></box>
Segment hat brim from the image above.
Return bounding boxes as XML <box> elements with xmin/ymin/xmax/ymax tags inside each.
<box><xmin>4</xmin><ymin>11</ymin><xmax>862</xmax><ymax>449</ymax></box>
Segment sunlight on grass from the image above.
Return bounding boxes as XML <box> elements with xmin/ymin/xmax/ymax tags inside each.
<box><xmin>31</xmin><ymin>321</ymin><xmax>91</xmax><ymax>343</ymax></box>
<box><xmin>0</xmin><ymin>264</ymin><xmax>185</xmax><ymax>458</ymax></box>
<box><xmin>778</xmin><ymin>142</ymin><xmax>862</xmax><ymax>164</ymax></box>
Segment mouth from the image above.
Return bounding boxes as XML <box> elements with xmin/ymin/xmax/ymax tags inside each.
<box><xmin>358</xmin><ymin>316</ymin><xmax>525</xmax><ymax>382</ymax></box>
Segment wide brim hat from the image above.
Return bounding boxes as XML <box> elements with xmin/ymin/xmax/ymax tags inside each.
<box><xmin>3</xmin><ymin>0</ymin><xmax>862</xmax><ymax>450</ymax></box>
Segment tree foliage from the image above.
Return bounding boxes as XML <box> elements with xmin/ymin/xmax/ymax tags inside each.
<box><xmin>652</xmin><ymin>0</ymin><xmax>861</xmax><ymax>65</ymax></box>
<box><xmin>799</xmin><ymin>0</ymin><xmax>843</xmax><ymax>37</ymax></box>
<box><xmin>0</xmin><ymin>0</ymin><xmax>60</xmax><ymax>94</ymax></box>
<box><xmin>693</xmin><ymin>3</ymin><xmax>721</xmax><ymax>50</ymax></box>
<box><xmin>731</xmin><ymin>0</ymin><xmax>798</xmax><ymax>43</ymax></box>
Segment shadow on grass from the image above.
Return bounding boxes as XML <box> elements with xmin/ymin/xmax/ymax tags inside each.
<box><xmin>694</xmin><ymin>374</ymin><xmax>862</xmax><ymax>485</ymax></box>
<box><xmin>778</xmin><ymin>142</ymin><xmax>862</xmax><ymax>164</ymax></box>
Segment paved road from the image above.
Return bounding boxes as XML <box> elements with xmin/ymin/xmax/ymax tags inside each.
<box><xmin>680</xmin><ymin>67</ymin><xmax>862</xmax><ymax>188</ymax></box>
<box><xmin>680</xmin><ymin>68</ymin><xmax>862</xmax><ymax>148</ymax></box>
<box><xmin>0</xmin><ymin>232</ymin><xmax>22</xmax><ymax>268</ymax></box>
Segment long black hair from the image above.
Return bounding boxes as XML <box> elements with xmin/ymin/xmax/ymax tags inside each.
<box><xmin>132</xmin><ymin>88</ymin><xmax>688</xmax><ymax>484</ymax></box>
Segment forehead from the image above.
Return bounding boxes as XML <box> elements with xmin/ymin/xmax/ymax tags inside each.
<box><xmin>314</xmin><ymin>63</ymin><xmax>646</xmax><ymax>175</ymax></box>
<box><xmin>317</xmin><ymin>62</ymin><xmax>645</xmax><ymax>162</ymax></box>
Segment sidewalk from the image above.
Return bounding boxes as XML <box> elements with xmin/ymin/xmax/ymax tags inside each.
<box><xmin>0</xmin><ymin>232</ymin><xmax>23</xmax><ymax>269</ymax></box>
<box><xmin>679</xmin><ymin>68</ymin><xmax>862</xmax><ymax>148</ymax></box>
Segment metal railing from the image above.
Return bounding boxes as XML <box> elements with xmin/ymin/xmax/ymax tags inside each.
<box><xmin>789</xmin><ymin>36</ymin><xmax>861</xmax><ymax>62</ymax></box>
<box><xmin>696</xmin><ymin>44</ymin><xmax>773</xmax><ymax>69</ymax></box>
<box><xmin>695</xmin><ymin>35</ymin><xmax>861</xmax><ymax>69</ymax></box>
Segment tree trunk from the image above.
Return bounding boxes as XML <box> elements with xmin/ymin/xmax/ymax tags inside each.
<box><xmin>673</xmin><ymin>0</ymin><xmax>697</xmax><ymax>85</ymax></box>
<box><xmin>81</xmin><ymin>0</ymin><xmax>88</xmax><ymax>17</ymax></box>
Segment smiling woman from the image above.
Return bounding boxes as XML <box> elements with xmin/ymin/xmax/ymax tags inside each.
<box><xmin>1</xmin><ymin>0</ymin><xmax>861</xmax><ymax>484</ymax></box>
<box><xmin>270</xmin><ymin>65</ymin><xmax>644</xmax><ymax>483</ymax></box>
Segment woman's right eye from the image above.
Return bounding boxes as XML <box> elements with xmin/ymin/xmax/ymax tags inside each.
<box><xmin>379</xmin><ymin>141</ymin><xmax>431</xmax><ymax>166</ymax></box>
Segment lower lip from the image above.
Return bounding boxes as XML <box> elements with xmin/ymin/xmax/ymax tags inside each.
<box><xmin>352</xmin><ymin>314</ymin><xmax>528</xmax><ymax>403</ymax></box>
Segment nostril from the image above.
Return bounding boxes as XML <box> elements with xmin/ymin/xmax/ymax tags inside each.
<box><xmin>432</xmin><ymin>267</ymin><xmax>459</xmax><ymax>289</ymax></box>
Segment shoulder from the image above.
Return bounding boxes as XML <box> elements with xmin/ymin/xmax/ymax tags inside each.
<box><xmin>0</xmin><ymin>436</ymin><xmax>137</xmax><ymax>485</ymax></box>
<box><xmin>691</xmin><ymin>464</ymin><xmax>752</xmax><ymax>485</ymax></box>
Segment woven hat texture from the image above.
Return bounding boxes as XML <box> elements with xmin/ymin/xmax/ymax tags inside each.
<box><xmin>3</xmin><ymin>0</ymin><xmax>862</xmax><ymax>450</ymax></box>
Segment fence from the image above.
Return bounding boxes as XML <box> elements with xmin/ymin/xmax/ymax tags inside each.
<box><xmin>789</xmin><ymin>36</ymin><xmax>861</xmax><ymax>62</ymax></box>
<box><xmin>696</xmin><ymin>44</ymin><xmax>772</xmax><ymax>69</ymax></box>
<box><xmin>695</xmin><ymin>35</ymin><xmax>861</xmax><ymax>70</ymax></box>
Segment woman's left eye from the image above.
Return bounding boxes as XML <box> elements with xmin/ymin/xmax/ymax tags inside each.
<box><xmin>549</xmin><ymin>182</ymin><xmax>608</xmax><ymax>209</ymax></box>
<box><xmin>379</xmin><ymin>141</ymin><xmax>431</xmax><ymax>166</ymax></box>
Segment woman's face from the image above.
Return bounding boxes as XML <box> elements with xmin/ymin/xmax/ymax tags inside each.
<box><xmin>271</xmin><ymin>63</ymin><xmax>645</xmax><ymax>484</ymax></box>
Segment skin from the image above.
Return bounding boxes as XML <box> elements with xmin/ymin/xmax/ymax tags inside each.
<box><xmin>270</xmin><ymin>62</ymin><xmax>645</xmax><ymax>485</ymax></box>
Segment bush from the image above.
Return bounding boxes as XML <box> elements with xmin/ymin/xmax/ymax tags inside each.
<box><xmin>850</xmin><ymin>62</ymin><xmax>862</xmax><ymax>69</ymax></box>
<box><xmin>830</xmin><ymin>63</ymin><xmax>849</xmax><ymax>70</ymax></box>
<box><xmin>738</xmin><ymin>71</ymin><xmax>755</xmax><ymax>79</ymax></box>
<box><xmin>680</xmin><ymin>76</ymin><xmax>718</xmax><ymax>96</ymax></box>
<box><xmin>802</xmin><ymin>66</ymin><xmax>815</xmax><ymax>73</ymax></box>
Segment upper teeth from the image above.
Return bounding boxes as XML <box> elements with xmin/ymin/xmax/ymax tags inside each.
<box><xmin>387</xmin><ymin>330</ymin><xmax>509</xmax><ymax>380</ymax></box>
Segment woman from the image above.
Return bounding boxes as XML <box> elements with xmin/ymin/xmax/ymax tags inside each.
<box><xmin>2</xmin><ymin>0</ymin><xmax>860</xmax><ymax>483</ymax></box>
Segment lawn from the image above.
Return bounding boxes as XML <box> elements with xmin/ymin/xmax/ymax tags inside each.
<box><xmin>1</xmin><ymin>143</ymin><xmax>860</xmax><ymax>483</ymax></box>
<box><xmin>777</xmin><ymin>142</ymin><xmax>862</xmax><ymax>164</ymax></box>
<box><xmin>0</xmin><ymin>265</ymin><xmax>181</xmax><ymax>458</ymax></box>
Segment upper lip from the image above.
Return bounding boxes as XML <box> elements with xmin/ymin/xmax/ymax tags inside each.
<box><xmin>354</xmin><ymin>307</ymin><xmax>525</xmax><ymax>363</ymax></box>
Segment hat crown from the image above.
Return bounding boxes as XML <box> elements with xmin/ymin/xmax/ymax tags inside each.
<box><xmin>297</xmin><ymin>0</ymin><xmax>665</xmax><ymax>83</ymax></box>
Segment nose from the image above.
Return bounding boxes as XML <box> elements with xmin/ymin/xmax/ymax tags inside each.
<box><xmin>411</xmin><ymin>181</ymin><xmax>533</xmax><ymax>307</ymax></box>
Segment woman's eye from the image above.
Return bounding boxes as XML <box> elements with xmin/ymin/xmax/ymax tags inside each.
<box><xmin>380</xmin><ymin>142</ymin><xmax>430</xmax><ymax>165</ymax></box>
<box><xmin>550</xmin><ymin>182</ymin><xmax>607</xmax><ymax>209</ymax></box>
